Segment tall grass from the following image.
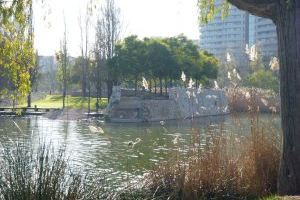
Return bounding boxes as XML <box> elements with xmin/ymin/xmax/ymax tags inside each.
<box><xmin>119</xmin><ymin>88</ymin><xmax>281</xmax><ymax>200</ymax></box>
<box><xmin>0</xmin><ymin>142</ymin><xmax>109</xmax><ymax>200</ymax></box>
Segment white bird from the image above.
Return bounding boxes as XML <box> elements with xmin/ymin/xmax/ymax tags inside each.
<box><xmin>128</xmin><ymin>138</ymin><xmax>142</xmax><ymax>148</ymax></box>
<box><xmin>88</xmin><ymin>125</ymin><xmax>104</xmax><ymax>134</ymax></box>
<box><xmin>160</xmin><ymin>120</ymin><xmax>166</xmax><ymax>126</ymax></box>
<box><xmin>172</xmin><ymin>136</ymin><xmax>180</xmax><ymax>145</ymax></box>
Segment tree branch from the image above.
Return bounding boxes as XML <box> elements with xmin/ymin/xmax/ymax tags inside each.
<box><xmin>227</xmin><ymin>0</ymin><xmax>278</xmax><ymax>22</ymax></box>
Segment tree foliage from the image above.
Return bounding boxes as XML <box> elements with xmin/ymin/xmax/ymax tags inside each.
<box><xmin>109</xmin><ymin>35</ymin><xmax>219</xmax><ymax>91</ymax></box>
<box><xmin>244</xmin><ymin>70</ymin><xmax>279</xmax><ymax>93</ymax></box>
<box><xmin>0</xmin><ymin>0</ymin><xmax>35</xmax><ymax>100</ymax></box>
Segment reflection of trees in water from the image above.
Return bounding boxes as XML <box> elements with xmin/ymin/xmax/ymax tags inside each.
<box><xmin>62</xmin><ymin>121</ymin><xmax>70</xmax><ymax>141</ymax></box>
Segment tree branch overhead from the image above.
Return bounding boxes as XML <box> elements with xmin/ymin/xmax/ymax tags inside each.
<box><xmin>228</xmin><ymin>0</ymin><xmax>278</xmax><ymax>22</ymax></box>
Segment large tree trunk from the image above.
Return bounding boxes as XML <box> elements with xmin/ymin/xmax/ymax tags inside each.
<box><xmin>223</xmin><ymin>0</ymin><xmax>300</xmax><ymax>194</ymax></box>
<box><xmin>277</xmin><ymin>1</ymin><xmax>300</xmax><ymax>195</ymax></box>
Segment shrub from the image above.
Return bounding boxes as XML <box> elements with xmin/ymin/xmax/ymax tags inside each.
<box><xmin>0</xmin><ymin>142</ymin><xmax>109</xmax><ymax>200</ymax></box>
<box><xmin>244</xmin><ymin>70</ymin><xmax>279</xmax><ymax>93</ymax></box>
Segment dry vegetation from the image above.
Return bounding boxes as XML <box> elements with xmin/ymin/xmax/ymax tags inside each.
<box><xmin>119</xmin><ymin>88</ymin><xmax>281</xmax><ymax>200</ymax></box>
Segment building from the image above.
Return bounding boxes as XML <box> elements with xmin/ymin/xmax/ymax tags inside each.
<box><xmin>199</xmin><ymin>1</ymin><xmax>278</xmax><ymax>74</ymax></box>
<box><xmin>199</xmin><ymin>1</ymin><xmax>249</xmax><ymax>73</ymax></box>
<box><xmin>254</xmin><ymin>17</ymin><xmax>278</xmax><ymax>59</ymax></box>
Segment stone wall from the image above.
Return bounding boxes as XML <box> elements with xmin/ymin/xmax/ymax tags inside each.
<box><xmin>169</xmin><ymin>87</ymin><xmax>229</xmax><ymax>119</ymax></box>
<box><xmin>107</xmin><ymin>87</ymin><xmax>229</xmax><ymax>122</ymax></box>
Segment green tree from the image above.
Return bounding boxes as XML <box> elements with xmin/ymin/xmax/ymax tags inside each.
<box><xmin>0</xmin><ymin>0</ymin><xmax>35</xmax><ymax>102</ymax></box>
<box><xmin>191</xmin><ymin>51</ymin><xmax>218</xmax><ymax>86</ymax></box>
<box><xmin>110</xmin><ymin>36</ymin><xmax>147</xmax><ymax>92</ymax></box>
<box><xmin>163</xmin><ymin>35</ymin><xmax>199</xmax><ymax>80</ymax></box>
<box><xmin>146</xmin><ymin>39</ymin><xmax>177</xmax><ymax>95</ymax></box>
<box><xmin>198</xmin><ymin>0</ymin><xmax>300</xmax><ymax>194</ymax></box>
<box><xmin>244</xmin><ymin>70</ymin><xmax>279</xmax><ymax>93</ymax></box>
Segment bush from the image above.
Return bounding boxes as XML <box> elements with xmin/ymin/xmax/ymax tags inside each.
<box><xmin>0</xmin><ymin>142</ymin><xmax>109</xmax><ymax>200</ymax></box>
<box><xmin>244</xmin><ymin>70</ymin><xmax>279</xmax><ymax>93</ymax></box>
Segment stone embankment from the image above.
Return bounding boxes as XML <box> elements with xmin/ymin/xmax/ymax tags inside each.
<box><xmin>107</xmin><ymin>86</ymin><xmax>229</xmax><ymax>122</ymax></box>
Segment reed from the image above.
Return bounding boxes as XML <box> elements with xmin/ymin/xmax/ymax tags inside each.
<box><xmin>118</xmin><ymin>88</ymin><xmax>281</xmax><ymax>200</ymax></box>
<box><xmin>0</xmin><ymin>142</ymin><xmax>109</xmax><ymax>200</ymax></box>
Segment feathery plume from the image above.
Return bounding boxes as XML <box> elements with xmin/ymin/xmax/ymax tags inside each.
<box><xmin>142</xmin><ymin>77</ymin><xmax>149</xmax><ymax>90</ymax></box>
<box><xmin>214</xmin><ymin>81</ymin><xmax>219</xmax><ymax>89</ymax></box>
<box><xmin>227</xmin><ymin>72</ymin><xmax>232</xmax><ymax>80</ymax></box>
<box><xmin>181</xmin><ymin>71</ymin><xmax>186</xmax><ymax>82</ymax></box>
<box><xmin>269</xmin><ymin>57</ymin><xmax>280</xmax><ymax>72</ymax></box>
<box><xmin>188</xmin><ymin>78</ymin><xmax>195</xmax><ymax>89</ymax></box>
<box><xmin>226</xmin><ymin>52</ymin><xmax>231</xmax><ymax>62</ymax></box>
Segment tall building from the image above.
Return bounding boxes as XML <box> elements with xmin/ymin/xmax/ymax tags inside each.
<box><xmin>199</xmin><ymin>1</ymin><xmax>278</xmax><ymax>73</ymax></box>
<box><xmin>254</xmin><ymin>17</ymin><xmax>278</xmax><ymax>59</ymax></box>
<box><xmin>199</xmin><ymin>1</ymin><xmax>249</xmax><ymax>73</ymax></box>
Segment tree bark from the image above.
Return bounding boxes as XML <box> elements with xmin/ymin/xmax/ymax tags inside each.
<box><xmin>228</xmin><ymin>0</ymin><xmax>277</xmax><ymax>20</ymax></box>
<box><xmin>277</xmin><ymin>1</ymin><xmax>300</xmax><ymax>195</ymax></box>
<box><xmin>107</xmin><ymin>80</ymin><xmax>113</xmax><ymax>100</ymax></box>
<box><xmin>154</xmin><ymin>79</ymin><xmax>157</xmax><ymax>94</ymax></box>
<box><xmin>134</xmin><ymin>76</ymin><xmax>138</xmax><ymax>94</ymax></box>
<box><xmin>82</xmin><ymin>59</ymin><xmax>87</xmax><ymax>97</ymax></box>
<box><xmin>27</xmin><ymin>92</ymin><xmax>31</xmax><ymax>108</ymax></box>
<box><xmin>164</xmin><ymin>78</ymin><xmax>168</xmax><ymax>95</ymax></box>
<box><xmin>159</xmin><ymin>77</ymin><xmax>163</xmax><ymax>96</ymax></box>
<box><xmin>149</xmin><ymin>79</ymin><xmax>152</xmax><ymax>93</ymax></box>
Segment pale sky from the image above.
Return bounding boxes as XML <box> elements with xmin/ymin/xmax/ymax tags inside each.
<box><xmin>34</xmin><ymin>0</ymin><xmax>200</xmax><ymax>56</ymax></box>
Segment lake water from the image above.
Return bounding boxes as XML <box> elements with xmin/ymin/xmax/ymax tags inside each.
<box><xmin>0</xmin><ymin>114</ymin><xmax>281</xmax><ymax>187</ymax></box>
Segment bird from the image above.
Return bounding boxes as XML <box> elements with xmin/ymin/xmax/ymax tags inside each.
<box><xmin>172</xmin><ymin>136</ymin><xmax>180</xmax><ymax>145</ymax></box>
<box><xmin>88</xmin><ymin>125</ymin><xmax>104</xmax><ymax>134</ymax></box>
<box><xmin>160</xmin><ymin>120</ymin><xmax>166</xmax><ymax>126</ymax></box>
<box><xmin>128</xmin><ymin>138</ymin><xmax>142</xmax><ymax>148</ymax></box>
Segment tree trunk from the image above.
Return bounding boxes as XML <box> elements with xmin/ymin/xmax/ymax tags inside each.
<box><xmin>149</xmin><ymin>79</ymin><xmax>152</xmax><ymax>93</ymax></box>
<box><xmin>62</xmin><ymin>91</ymin><xmax>66</xmax><ymax>109</ymax></box>
<box><xmin>96</xmin><ymin>81</ymin><xmax>102</xmax><ymax>111</ymax></box>
<box><xmin>164</xmin><ymin>78</ymin><xmax>168</xmax><ymax>95</ymax></box>
<box><xmin>154</xmin><ymin>79</ymin><xmax>157</xmax><ymax>95</ymax></box>
<box><xmin>135</xmin><ymin>76</ymin><xmax>138</xmax><ymax>94</ymax></box>
<box><xmin>107</xmin><ymin>80</ymin><xmax>113</xmax><ymax>100</ymax></box>
<box><xmin>159</xmin><ymin>77</ymin><xmax>162</xmax><ymax>96</ymax></box>
<box><xmin>82</xmin><ymin>66</ymin><xmax>87</xmax><ymax>97</ymax></box>
<box><xmin>27</xmin><ymin>92</ymin><xmax>31</xmax><ymax>107</ymax></box>
<box><xmin>277</xmin><ymin>2</ymin><xmax>300</xmax><ymax>195</ymax></box>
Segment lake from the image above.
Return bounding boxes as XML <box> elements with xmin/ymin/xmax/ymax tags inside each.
<box><xmin>0</xmin><ymin>114</ymin><xmax>280</xmax><ymax>187</ymax></box>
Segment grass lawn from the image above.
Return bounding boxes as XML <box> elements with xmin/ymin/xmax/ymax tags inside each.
<box><xmin>261</xmin><ymin>196</ymin><xmax>280</xmax><ymax>200</ymax></box>
<box><xmin>19</xmin><ymin>95</ymin><xmax>108</xmax><ymax>110</ymax></box>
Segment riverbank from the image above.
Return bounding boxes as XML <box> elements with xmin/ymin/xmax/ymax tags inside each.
<box><xmin>20</xmin><ymin>95</ymin><xmax>108</xmax><ymax>110</ymax></box>
<box><xmin>12</xmin><ymin>95</ymin><xmax>108</xmax><ymax>120</ymax></box>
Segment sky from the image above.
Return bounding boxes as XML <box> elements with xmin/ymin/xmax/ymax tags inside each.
<box><xmin>34</xmin><ymin>0</ymin><xmax>200</xmax><ymax>56</ymax></box>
